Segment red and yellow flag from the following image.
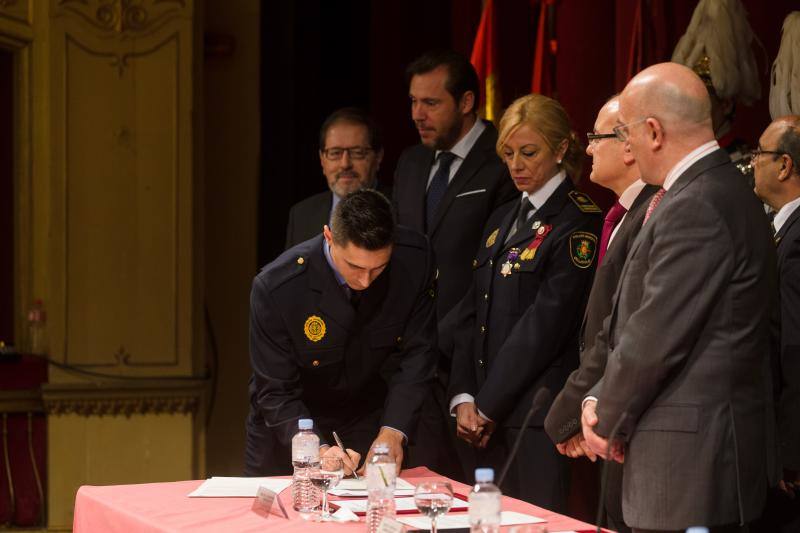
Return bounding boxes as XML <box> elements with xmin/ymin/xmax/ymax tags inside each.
<box><xmin>470</xmin><ymin>0</ymin><xmax>499</xmax><ymax>122</ymax></box>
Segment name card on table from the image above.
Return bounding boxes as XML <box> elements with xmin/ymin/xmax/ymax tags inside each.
<box><xmin>377</xmin><ymin>516</ymin><xmax>406</xmax><ymax>533</ymax></box>
<box><xmin>251</xmin><ymin>485</ymin><xmax>289</xmax><ymax>519</ymax></box>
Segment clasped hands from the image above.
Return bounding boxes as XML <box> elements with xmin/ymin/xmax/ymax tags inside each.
<box><xmin>455</xmin><ymin>402</ymin><xmax>495</xmax><ymax>448</ymax></box>
<box><xmin>558</xmin><ymin>399</ymin><xmax>625</xmax><ymax>463</ymax></box>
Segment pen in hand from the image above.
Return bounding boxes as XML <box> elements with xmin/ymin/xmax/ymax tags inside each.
<box><xmin>332</xmin><ymin>431</ymin><xmax>360</xmax><ymax>479</ymax></box>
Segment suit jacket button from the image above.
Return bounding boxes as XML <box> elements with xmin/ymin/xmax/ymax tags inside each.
<box><xmin>489</xmin><ymin>259</ymin><xmax>493</xmax><ymax>266</ymax></box>
<box><xmin>478</xmin><ymin>359</ymin><xmax>485</xmax><ymax>367</ymax></box>
<box><xmin>297</xmin><ymin>257</ymin><xmax>305</xmax><ymax>265</ymax></box>
<box><xmin>396</xmin><ymin>336</ymin><xmax>403</xmax><ymax>344</ymax></box>
<box><xmin>472</xmin><ymin>259</ymin><xmax>478</xmax><ymax>269</ymax></box>
<box><xmin>312</xmin><ymin>359</ymin><xmax>320</xmax><ymax>367</ymax></box>
<box><xmin>484</xmin><ymin>293</ymin><xmax>489</xmax><ymax>300</ymax></box>
<box><xmin>480</xmin><ymin>325</ymin><xmax>486</xmax><ymax>334</ymax></box>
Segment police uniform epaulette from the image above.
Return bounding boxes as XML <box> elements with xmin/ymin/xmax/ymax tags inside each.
<box><xmin>258</xmin><ymin>252</ymin><xmax>308</xmax><ymax>291</ymax></box>
<box><xmin>567</xmin><ymin>190</ymin><xmax>602</xmax><ymax>213</ymax></box>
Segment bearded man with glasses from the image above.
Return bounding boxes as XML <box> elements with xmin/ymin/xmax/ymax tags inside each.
<box><xmin>285</xmin><ymin>107</ymin><xmax>388</xmax><ymax>249</ymax></box>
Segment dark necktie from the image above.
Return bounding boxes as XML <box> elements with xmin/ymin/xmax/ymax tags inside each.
<box><xmin>597</xmin><ymin>201</ymin><xmax>627</xmax><ymax>265</ymax></box>
<box><xmin>426</xmin><ymin>152</ymin><xmax>457</xmax><ymax>229</ymax></box>
<box><xmin>505</xmin><ymin>199</ymin><xmax>535</xmax><ymax>244</ymax></box>
<box><xmin>642</xmin><ymin>187</ymin><xmax>666</xmax><ymax>225</ymax></box>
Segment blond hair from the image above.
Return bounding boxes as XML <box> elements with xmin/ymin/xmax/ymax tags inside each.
<box><xmin>496</xmin><ymin>93</ymin><xmax>583</xmax><ymax>181</ymax></box>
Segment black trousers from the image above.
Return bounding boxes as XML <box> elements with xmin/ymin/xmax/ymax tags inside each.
<box><xmin>478</xmin><ymin>426</ymin><xmax>569</xmax><ymax>513</ymax></box>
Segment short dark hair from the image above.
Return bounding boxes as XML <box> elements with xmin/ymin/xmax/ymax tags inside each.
<box><xmin>777</xmin><ymin>120</ymin><xmax>800</xmax><ymax>175</ymax></box>
<box><xmin>406</xmin><ymin>49</ymin><xmax>480</xmax><ymax>113</ymax></box>
<box><xmin>330</xmin><ymin>189</ymin><xmax>395</xmax><ymax>250</ymax></box>
<box><xmin>318</xmin><ymin>107</ymin><xmax>383</xmax><ymax>152</ymax></box>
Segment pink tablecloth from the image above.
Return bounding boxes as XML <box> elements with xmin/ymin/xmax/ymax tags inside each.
<box><xmin>73</xmin><ymin>467</ymin><xmax>605</xmax><ymax>532</ymax></box>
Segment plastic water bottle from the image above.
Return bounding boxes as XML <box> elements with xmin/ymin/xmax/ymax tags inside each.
<box><xmin>291</xmin><ymin>418</ymin><xmax>320</xmax><ymax>515</ymax></box>
<box><xmin>366</xmin><ymin>444</ymin><xmax>396</xmax><ymax>532</ymax></box>
<box><xmin>469</xmin><ymin>468</ymin><xmax>501</xmax><ymax>533</ymax></box>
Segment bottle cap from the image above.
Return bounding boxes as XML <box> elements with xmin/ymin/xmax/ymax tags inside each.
<box><xmin>373</xmin><ymin>443</ymin><xmax>390</xmax><ymax>455</ymax></box>
<box><xmin>475</xmin><ymin>468</ymin><xmax>494</xmax><ymax>483</ymax></box>
<box><xmin>298</xmin><ymin>418</ymin><xmax>313</xmax><ymax>430</ymax></box>
<box><xmin>686</xmin><ymin>528</ymin><xmax>709</xmax><ymax>533</ymax></box>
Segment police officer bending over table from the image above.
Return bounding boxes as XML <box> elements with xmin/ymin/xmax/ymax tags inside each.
<box><xmin>244</xmin><ymin>189</ymin><xmax>438</xmax><ymax>476</ymax></box>
<box><xmin>448</xmin><ymin>94</ymin><xmax>601</xmax><ymax>510</ymax></box>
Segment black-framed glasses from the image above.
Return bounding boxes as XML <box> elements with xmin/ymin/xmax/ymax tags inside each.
<box><xmin>586</xmin><ymin>132</ymin><xmax>618</xmax><ymax>144</ymax></box>
<box><xmin>322</xmin><ymin>147</ymin><xmax>374</xmax><ymax>161</ymax></box>
<box><xmin>752</xmin><ymin>147</ymin><xmax>786</xmax><ymax>161</ymax></box>
<box><xmin>612</xmin><ymin>117</ymin><xmax>650</xmax><ymax>142</ymax></box>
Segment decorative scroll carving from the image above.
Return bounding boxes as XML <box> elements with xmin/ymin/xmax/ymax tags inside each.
<box><xmin>44</xmin><ymin>395</ymin><xmax>198</xmax><ymax>416</ymax></box>
<box><xmin>58</xmin><ymin>0</ymin><xmax>185</xmax><ymax>35</ymax></box>
<box><xmin>42</xmin><ymin>379</ymin><xmax>206</xmax><ymax>417</ymax></box>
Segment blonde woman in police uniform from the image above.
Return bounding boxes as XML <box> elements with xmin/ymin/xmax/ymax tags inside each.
<box><xmin>448</xmin><ymin>94</ymin><xmax>601</xmax><ymax>510</ymax></box>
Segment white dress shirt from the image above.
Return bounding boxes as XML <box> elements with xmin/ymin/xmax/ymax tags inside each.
<box><xmin>426</xmin><ymin>119</ymin><xmax>487</xmax><ymax>189</ymax></box>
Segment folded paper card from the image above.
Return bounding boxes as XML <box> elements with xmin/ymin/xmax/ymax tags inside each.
<box><xmin>187</xmin><ymin>477</ymin><xmax>292</xmax><ymax>497</ymax></box>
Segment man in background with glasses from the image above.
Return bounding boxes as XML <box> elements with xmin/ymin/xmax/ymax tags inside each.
<box><xmin>545</xmin><ymin>95</ymin><xmax>657</xmax><ymax>533</ymax></box>
<box><xmin>751</xmin><ymin>115</ymin><xmax>800</xmax><ymax>533</ymax></box>
<box><xmin>285</xmin><ymin>107</ymin><xmax>386</xmax><ymax>248</ymax></box>
<box><xmin>581</xmin><ymin>62</ymin><xmax>777</xmax><ymax>532</ymax></box>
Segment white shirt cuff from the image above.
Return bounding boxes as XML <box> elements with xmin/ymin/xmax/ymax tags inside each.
<box><xmin>582</xmin><ymin>396</ymin><xmax>598</xmax><ymax>411</ymax></box>
<box><xmin>448</xmin><ymin>394</ymin><xmax>493</xmax><ymax>422</ymax></box>
<box><xmin>380</xmin><ymin>426</ymin><xmax>408</xmax><ymax>444</ymax></box>
<box><xmin>449</xmin><ymin>393</ymin><xmax>475</xmax><ymax>415</ymax></box>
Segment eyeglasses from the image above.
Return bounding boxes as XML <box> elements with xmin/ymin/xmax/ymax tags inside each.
<box><xmin>612</xmin><ymin>117</ymin><xmax>650</xmax><ymax>142</ymax></box>
<box><xmin>322</xmin><ymin>147</ymin><xmax>374</xmax><ymax>161</ymax></box>
<box><xmin>752</xmin><ymin>147</ymin><xmax>786</xmax><ymax>161</ymax></box>
<box><xmin>586</xmin><ymin>132</ymin><xmax>618</xmax><ymax>145</ymax></box>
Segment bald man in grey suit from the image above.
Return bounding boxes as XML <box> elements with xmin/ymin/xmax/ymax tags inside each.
<box><xmin>582</xmin><ymin>63</ymin><xmax>778</xmax><ymax>532</ymax></box>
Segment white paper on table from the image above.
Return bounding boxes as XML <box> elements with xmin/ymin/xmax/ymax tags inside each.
<box><xmin>329</xmin><ymin>477</ymin><xmax>415</xmax><ymax>497</ymax></box>
<box><xmin>187</xmin><ymin>477</ymin><xmax>292</xmax><ymax>497</ymax></box>
<box><xmin>331</xmin><ymin>506</ymin><xmax>360</xmax><ymax>522</ymax></box>
<box><xmin>397</xmin><ymin>510</ymin><xmax>546</xmax><ymax>530</ymax></box>
<box><xmin>334</xmin><ymin>495</ymin><xmax>468</xmax><ymax>514</ymax></box>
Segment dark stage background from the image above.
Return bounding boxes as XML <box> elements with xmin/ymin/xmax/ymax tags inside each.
<box><xmin>258</xmin><ymin>0</ymin><xmax>798</xmax><ymax>266</ymax></box>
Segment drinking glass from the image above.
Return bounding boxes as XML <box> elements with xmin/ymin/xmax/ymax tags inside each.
<box><xmin>309</xmin><ymin>456</ymin><xmax>344</xmax><ymax>521</ymax></box>
<box><xmin>413</xmin><ymin>481</ymin><xmax>453</xmax><ymax>533</ymax></box>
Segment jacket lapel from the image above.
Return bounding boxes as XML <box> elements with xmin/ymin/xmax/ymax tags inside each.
<box><xmin>429</xmin><ymin>122</ymin><xmax>496</xmax><ymax>236</ymax></box>
<box><xmin>412</xmin><ymin>151</ymin><xmax>435</xmax><ymax>233</ymax></box>
<box><xmin>501</xmin><ymin>179</ymin><xmax>570</xmax><ymax>253</ymax></box>
<box><xmin>777</xmin><ymin>204</ymin><xmax>800</xmax><ymax>249</ymax></box>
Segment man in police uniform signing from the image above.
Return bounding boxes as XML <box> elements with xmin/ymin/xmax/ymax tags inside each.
<box><xmin>244</xmin><ymin>189</ymin><xmax>438</xmax><ymax>476</ymax></box>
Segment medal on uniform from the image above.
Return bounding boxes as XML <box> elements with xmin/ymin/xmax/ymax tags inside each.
<box><xmin>519</xmin><ymin>224</ymin><xmax>553</xmax><ymax>261</ymax></box>
<box><xmin>501</xmin><ymin>248</ymin><xmax>520</xmax><ymax>277</ymax></box>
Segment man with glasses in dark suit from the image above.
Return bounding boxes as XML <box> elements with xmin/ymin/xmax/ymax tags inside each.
<box><xmin>285</xmin><ymin>107</ymin><xmax>385</xmax><ymax>248</ymax></box>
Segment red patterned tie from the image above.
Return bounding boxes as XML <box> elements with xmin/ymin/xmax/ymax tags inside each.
<box><xmin>598</xmin><ymin>201</ymin><xmax>627</xmax><ymax>265</ymax></box>
<box><xmin>643</xmin><ymin>187</ymin><xmax>667</xmax><ymax>225</ymax></box>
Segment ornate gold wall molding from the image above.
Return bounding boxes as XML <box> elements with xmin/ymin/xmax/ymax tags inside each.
<box><xmin>57</xmin><ymin>0</ymin><xmax>186</xmax><ymax>36</ymax></box>
<box><xmin>42</xmin><ymin>379</ymin><xmax>206</xmax><ymax>417</ymax></box>
<box><xmin>0</xmin><ymin>0</ymin><xmax>30</xmax><ymax>33</ymax></box>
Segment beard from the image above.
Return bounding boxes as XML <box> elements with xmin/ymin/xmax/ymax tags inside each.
<box><xmin>421</xmin><ymin>114</ymin><xmax>464</xmax><ymax>151</ymax></box>
<box><xmin>331</xmin><ymin>171</ymin><xmax>366</xmax><ymax>197</ymax></box>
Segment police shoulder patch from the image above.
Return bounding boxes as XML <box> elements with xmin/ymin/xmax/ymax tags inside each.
<box><xmin>568</xmin><ymin>191</ymin><xmax>602</xmax><ymax>213</ymax></box>
<box><xmin>569</xmin><ymin>232</ymin><xmax>597</xmax><ymax>269</ymax></box>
